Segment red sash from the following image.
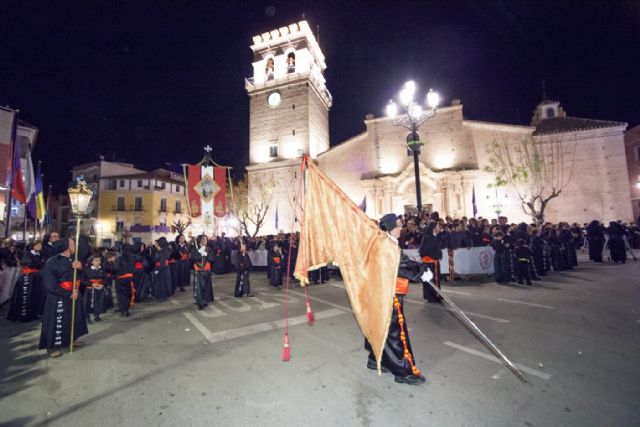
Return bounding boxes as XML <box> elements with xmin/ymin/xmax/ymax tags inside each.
<box><xmin>59</xmin><ymin>280</ymin><xmax>81</xmax><ymax>291</ymax></box>
<box><xmin>134</xmin><ymin>262</ymin><xmax>144</xmax><ymax>270</ymax></box>
<box><xmin>22</xmin><ymin>267</ymin><xmax>40</xmax><ymax>274</ymax></box>
<box><xmin>395</xmin><ymin>278</ymin><xmax>409</xmax><ymax>295</ymax></box>
<box><xmin>194</xmin><ymin>262</ymin><xmax>211</xmax><ymax>272</ymax></box>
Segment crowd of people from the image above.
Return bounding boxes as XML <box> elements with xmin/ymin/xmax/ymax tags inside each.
<box><xmin>0</xmin><ymin>211</ymin><xmax>637</xmax><ymax>360</ymax></box>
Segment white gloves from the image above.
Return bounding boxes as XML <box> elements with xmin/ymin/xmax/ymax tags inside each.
<box><xmin>421</xmin><ymin>269</ymin><xmax>433</xmax><ymax>283</ymax></box>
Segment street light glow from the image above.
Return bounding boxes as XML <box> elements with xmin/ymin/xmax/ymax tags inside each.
<box><xmin>408</xmin><ymin>104</ymin><xmax>423</xmax><ymax>120</ymax></box>
<box><xmin>427</xmin><ymin>89</ymin><xmax>440</xmax><ymax>109</ymax></box>
<box><xmin>404</xmin><ymin>80</ymin><xmax>416</xmax><ymax>95</ymax></box>
<box><xmin>399</xmin><ymin>87</ymin><xmax>413</xmax><ymax>105</ymax></box>
<box><xmin>386</xmin><ymin>100</ymin><xmax>398</xmax><ymax>118</ymax></box>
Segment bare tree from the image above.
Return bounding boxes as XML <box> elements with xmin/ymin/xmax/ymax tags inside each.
<box><xmin>173</xmin><ymin>217</ymin><xmax>191</xmax><ymax>235</ymax></box>
<box><xmin>484</xmin><ymin>133</ymin><xmax>577</xmax><ymax>224</ymax></box>
<box><xmin>229</xmin><ymin>173</ymin><xmax>275</xmax><ymax>238</ymax></box>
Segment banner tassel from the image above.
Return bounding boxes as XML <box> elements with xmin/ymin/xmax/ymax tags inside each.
<box><xmin>306</xmin><ymin>300</ymin><xmax>315</xmax><ymax>324</ymax></box>
<box><xmin>281</xmin><ymin>334</ymin><xmax>291</xmax><ymax>361</ymax></box>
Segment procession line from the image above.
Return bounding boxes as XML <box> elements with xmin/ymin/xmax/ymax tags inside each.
<box><xmin>404</xmin><ymin>298</ymin><xmax>510</xmax><ymax>324</ymax></box>
<box><xmin>443</xmin><ymin>341</ymin><xmax>552</xmax><ymax>380</ymax></box>
<box><xmin>183</xmin><ymin>308</ymin><xmax>346</xmax><ymax>344</ymax></box>
<box><xmin>497</xmin><ymin>298</ymin><xmax>555</xmax><ymax>310</ymax></box>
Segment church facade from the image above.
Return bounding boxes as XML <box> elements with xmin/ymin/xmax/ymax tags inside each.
<box><xmin>246</xmin><ymin>21</ymin><xmax>633</xmax><ymax>235</ymax></box>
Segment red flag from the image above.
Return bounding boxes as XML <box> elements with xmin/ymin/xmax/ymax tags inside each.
<box><xmin>187</xmin><ymin>164</ymin><xmax>202</xmax><ymax>218</ymax></box>
<box><xmin>213</xmin><ymin>167</ymin><xmax>226</xmax><ymax>218</ymax></box>
<box><xmin>10</xmin><ymin>116</ymin><xmax>27</xmax><ymax>204</ymax></box>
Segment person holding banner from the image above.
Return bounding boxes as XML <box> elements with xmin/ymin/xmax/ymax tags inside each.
<box><xmin>365</xmin><ymin>214</ymin><xmax>427</xmax><ymax>385</ymax></box>
<box><xmin>418</xmin><ymin>222</ymin><xmax>443</xmax><ymax>303</ymax></box>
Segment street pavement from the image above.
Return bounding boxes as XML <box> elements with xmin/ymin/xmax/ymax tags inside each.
<box><xmin>1</xmin><ymin>254</ymin><xmax>639</xmax><ymax>427</ymax></box>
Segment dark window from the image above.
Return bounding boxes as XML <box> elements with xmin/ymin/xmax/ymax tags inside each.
<box><xmin>108</xmin><ymin>180</ymin><xmax>117</xmax><ymax>190</ymax></box>
<box><xmin>138</xmin><ymin>180</ymin><xmax>143</xmax><ymax>187</ymax></box>
<box><xmin>546</xmin><ymin>107</ymin><xmax>555</xmax><ymax>118</ymax></box>
<box><xmin>117</xmin><ymin>197</ymin><xmax>125</xmax><ymax>211</ymax></box>
<box><xmin>292</xmin><ymin>129</ymin><xmax>295</xmax><ymax>136</ymax></box>
<box><xmin>160</xmin><ymin>199</ymin><xmax>167</xmax><ymax>212</ymax></box>
<box><xmin>119</xmin><ymin>179</ymin><xmax>125</xmax><ymax>187</ymax></box>
<box><xmin>269</xmin><ymin>145</ymin><xmax>278</xmax><ymax>158</ymax></box>
<box><xmin>292</xmin><ymin>104</ymin><xmax>295</xmax><ymax>110</ymax></box>
<box><xmin>176</xmin><ymin>185</ymin><xmax>181</xmax><ymax>193</ymax></box>
<box><xmin>175</xmin><ymin>200</ymin><xmax>182</xmax><ymax>214</ymax></box>
<box><xmin>635</xmin><ymin>146</ymin><xmax>640</xmax><ymax>161</ymax></box>
<box><xmin>134</xmin><ymin>197</ymin><xmax>143</xmax><ymax>211</ymax></box>
<box><xmin>116</xmin><ymin>221</ymin><xmax>124</xmax><ymax>232</ymax></box>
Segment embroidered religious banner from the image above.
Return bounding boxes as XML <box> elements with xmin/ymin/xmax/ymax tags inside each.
<box><xmin>294</xmin><ymin>158</ymin><xmax>400</xmax><ymax>373</ymax></box>
<box><xmin>185</xmin><ymin>164</ymin><xmax>227</xmax><ymax>219</ymax></box>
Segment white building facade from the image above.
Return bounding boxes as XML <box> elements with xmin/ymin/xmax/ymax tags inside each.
<box><xmin>247</xmin><ymin>22</ymin><xmax>634</xmax><ymax>235</ymax></box>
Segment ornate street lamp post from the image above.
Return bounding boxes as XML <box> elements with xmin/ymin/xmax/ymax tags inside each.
<box><xmin>67</xmin><ymin>178</ymin><xmax>93</xmax><ymax>352</ymax></box>
<box><xmin>386</xmin><ymin>81</ymin><xmax>440</xmax><ymax>215</ymax></box>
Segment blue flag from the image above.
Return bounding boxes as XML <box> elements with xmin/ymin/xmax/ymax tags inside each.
<box><xmin>358</xmin><ymin>196</ymin><xmax>366</xmax><ymax>211</ymax></box>
<box><xmin>472</xmin><ymin>185</ymin><xmax>477</xmax><ymax>218</ymax></box>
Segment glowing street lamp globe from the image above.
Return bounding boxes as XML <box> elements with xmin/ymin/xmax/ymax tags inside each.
<box><xmin>386</xmin><ymin>100</ymin><xmax>398</xmax><ymax>118</ymax></box>
<box><xmin>427</xmin><ymin>89</ymin><xmax>440</xmax><ymax>109</ymax></box>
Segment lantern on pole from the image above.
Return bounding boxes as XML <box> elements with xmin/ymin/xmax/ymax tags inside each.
<box><xmin>67</xmin><ymin>178</ymin><xmax>93</xmax><ymax>352</ymax></box>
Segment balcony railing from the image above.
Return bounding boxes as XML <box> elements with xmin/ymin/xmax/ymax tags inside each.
<box><xmin>112</xmin><ymin>205</ymin><xmax>145</xmax><ymax>212</ymax></box>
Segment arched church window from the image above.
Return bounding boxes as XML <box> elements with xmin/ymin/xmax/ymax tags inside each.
<box><xmin>265</xmin><ymin>57</ymin><xmax>275</xmax><ymax>81</ymax></box>
<box><xmin>287</xmin><ymin>52</ymin><xmax>296</xmax><ymax>73</ymax></box>
<box><xmin>546</xmin><ymin>107</ymin><xmax>555</xmax><ymax>118</ymax></box>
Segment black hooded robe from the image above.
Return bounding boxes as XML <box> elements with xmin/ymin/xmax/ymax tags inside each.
<box><xmin>8</xmin><ymin>250</ymin><xmax>45</xmax><ymax>322</ymax></box>
<box><xmin>38</xmin><ymin>254</ymin><xmax>89</xmax><ymax>350</ymax></box>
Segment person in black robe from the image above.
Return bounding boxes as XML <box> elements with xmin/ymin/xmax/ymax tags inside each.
<box><xmin>418</xmin><ymin>221</ymin><xmax>443</xmax><ymax>302</ymax></box>
<box><xmin>132</xmin><ymin>242</ymin><xmax>151</xmax><ymax>302</ymax></box>
<box><xmin>365</xmin><ymin>213</ymin><xmax>426</xmax><ymax>385</ymax></box>
<box><xmin>514</xmin><ymin>239</ymin><xmax>533</xmax><ymax>286</ymax></box>
<box><xmin>152</xmin><ymin>238</ymin><xmax>172</xmax><ymax>302</ymax></box>
<box><xmin>607</xmin><ymin>221</ymin><xmax>626</xmax><ymax>263</ymax></box>
<box><xmin>82</xmin><ymin>255</ymin><xmax>107</xmax><ymax>322</ymax></box>
<box><xmin>105</xmin><ymin>244</ymin><xmax>136</xmax><ymax>317</ymax></box>
<box><xmin>167</xmin><ymin>242</ymin><xmax>179</xmax><ymax>294</ymax></box>
<box><xmin>586</xmin><ymin>220</ymin><xmax>605</xmax><ymax>262</ymax></box>
<box><xmin>38</xmin><ymin>238</ymin><xmax>88</xmax><ymax>358</ymax></box>
<box><xmin>40</xmin><ymin>231</ymin><xmax>60</xmax><ymax>262</ymax></box>
<box><xmin>269</xmin><ymin>245</ymin><xmax>284</xmax><ymax>289</ymax></box>
<box><xmin>559</xmin><ymin>223</ymin><xmax>578</xmax><ymax>268</ymax></box>
<box><xmin>548</xmin><ymin>229</ymin><xmax>565</xmax><ymax>271</ymax></box>
<box><xmin>491</xmin><ymin>232</ymin><xmax>510</xmax><ymax>283</ymax></box>
<box><xmin>8</xmin><ymin>241</ymin><xmax>45</xmax><ymax>322</ymax></box>
<box><xmin>234</xmin><ymin>244</ymin><xmax>253</xmax><ymax>297</ymax></box>
<box><xmin>530</xmin><ymin>229</ymin><xmax>546</xmax><ymax>277</ymax></box>
<box><xmin>175</xmin><ymin>235</ymin><xmax>190</xmax><ymax>292</ymax></box>
<box><xmin>189</xmin><ymin>235</ymin><xmax>214</xmax><ymax>309</ymax></box>
<box><xmin>211</xmin><ymin>246</ymin><xmax>227</xmax><ymax>275</ymax></box>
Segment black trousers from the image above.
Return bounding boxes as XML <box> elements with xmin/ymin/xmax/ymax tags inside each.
<box><xmin>115</xmin><ymin>279</ymin><xmax>133</xmax><ymax>313</ymax></box>
<box><xmin>516</xmin><ymin>260</ymin><xmax>531</xmax><ymax>284</ymax></box>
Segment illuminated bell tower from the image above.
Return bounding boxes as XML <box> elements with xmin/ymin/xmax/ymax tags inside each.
<box><xmin>245</xmin><ymin>21</ymin><xmax>332</xmax><ymax>235</ymax></box>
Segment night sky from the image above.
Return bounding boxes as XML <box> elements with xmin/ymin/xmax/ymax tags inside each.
<box><xmin>2</xmin><ymin>1</ymin><xmax>639</xmax><ymax>194</ymax></box>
